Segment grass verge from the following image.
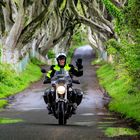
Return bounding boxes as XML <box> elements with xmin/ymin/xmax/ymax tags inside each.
<box><xmin>0</xmin><ymin>59</ymin><xmax>42</xmax><ymax>108</ymax></box>
<box><xmin>105</xmin><ymin>127</ymin><xmax>138</xmax><ymax>137</ymax></box>
<box><xmin>95</xmin><ymin>61</ymin><xmax>140</xmax><ymax>122</ymax></box>
<box><xmin>0</xmin><ymin>118</ymin><xmax>23</xmax><ymax>124</ymax></box>
<box><xmin>0</xmin><ymin>100</ymin><xmax>8</xmax><ymax>108</ymax></box>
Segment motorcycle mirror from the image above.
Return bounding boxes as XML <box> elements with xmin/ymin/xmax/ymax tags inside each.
<box><xmin>41</xmin><ymin>69</ymin><xmax>46</xmax><ymax>73</ymax></box>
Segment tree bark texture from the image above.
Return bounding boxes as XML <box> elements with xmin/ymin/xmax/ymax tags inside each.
<box><xmin>0</xmin><ymin>0</ymin><xmax>120</xmax><ymax>64</ymax></box>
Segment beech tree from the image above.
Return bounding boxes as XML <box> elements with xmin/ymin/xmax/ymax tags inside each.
<box><xmin>0</xmin><ymin>0</ymin><xmax>125</xmax><ymax>64</ymax></box>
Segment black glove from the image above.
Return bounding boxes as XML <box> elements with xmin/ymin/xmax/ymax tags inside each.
<box><xmin>76</xmin><ymin>58</ymin><xmax>83</xmax><ymax>70</ymax></box>
<box><xmin>41</xmin><ymin>68</ymin><xmax>46</xmax><ymax>73</ymax></box>
<box><xmin>43</xmin><ymin>77</ymin><xmax>51</xmax><ymax>84</ymax></box>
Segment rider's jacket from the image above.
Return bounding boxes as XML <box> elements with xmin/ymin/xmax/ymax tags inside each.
<box><xmin>46</xmin><ymin>64</ymin><xmax>83</xmax><ymax>79</ymax></box>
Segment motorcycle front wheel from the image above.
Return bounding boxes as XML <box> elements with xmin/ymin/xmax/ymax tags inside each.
<box><xmin>58</xmin><ymin>102</ymin><xmax>67</xmax><ymax>125</ymax></box>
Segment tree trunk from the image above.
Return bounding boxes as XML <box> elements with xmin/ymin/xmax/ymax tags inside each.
<box><xmin>1</xmin><ymin>0</ymin><xmax>24</xmax><ymax>64</ymax></box>
<box><xmin>1</xmin><ymin>48</ymin><xmax>19</xmax><ymax>64</ymax></box>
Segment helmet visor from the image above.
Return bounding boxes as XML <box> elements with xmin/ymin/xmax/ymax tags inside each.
<box><xmin>57</xmin><ymin>55</ymin><xmax>66</xmax><ymax>60</ymax></box>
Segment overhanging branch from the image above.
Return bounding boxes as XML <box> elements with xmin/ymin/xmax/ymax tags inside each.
<box><xmin>69</xmin><ymin>0</ymin><xmax>114</xmax><ymax>37</ymax></box>
<box><xmin>17</xmin><ymin>0</ymin><xmax>53</xmax><ymax>49</ymax></box>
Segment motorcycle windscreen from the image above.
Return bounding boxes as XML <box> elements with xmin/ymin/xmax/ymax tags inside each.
<box><xmin>54</xmin><ymin>69</ymin><xmax>71</xmax><ymax>80</ymax></box>
<box><xmin>51</xmin><ymin>68</ymin><xmax>72</xmax><ymax>85</ymax></box>
<box><xmin>55</xmin><ymin>68</ymin><xmax>69</xmax><ymax>76</ymax></box>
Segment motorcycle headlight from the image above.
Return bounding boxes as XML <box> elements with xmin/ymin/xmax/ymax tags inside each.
<box><xmin>57</xmin><ymin>86</ymin><xmax>66</xmax><ymax>95</ymax></box>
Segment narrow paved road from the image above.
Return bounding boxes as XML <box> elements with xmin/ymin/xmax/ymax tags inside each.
<box><xmin>0</xmin><ymin>46</ymin><xmax>139</xmax><ymax>140</ymax></box>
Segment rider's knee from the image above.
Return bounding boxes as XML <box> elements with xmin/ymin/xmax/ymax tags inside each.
<box><xmin>43</xmin><ymin>94</ymin><xmax>48</xmax><ymax>104</ymax></box>
<box><xmin>44</xmin><ymin>89</ymin><xmax>55</xmax><ymax>104</ymax></box>
<box><xmin>73</xmin><ymin>89</ymin><xmax>83</xmax><ymax>106</ymax></box>
<box><xmin>43</xmin><ymin>89</ymin><xmax>51</xmax><ymax>104</ymax></box>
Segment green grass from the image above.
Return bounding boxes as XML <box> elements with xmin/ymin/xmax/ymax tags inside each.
<box><xmin>0</xmin><ymin>100</ymin><xmax>8</xmax><ymax>108</ymax></box>
<box><xmin>0</xmin><ymin>118</ymin><xmax>23</xmax><ymax>124</ymax></box>
<box><xmin>105</xmin><ymin>127</ymin><xmax>138</xmax><ymax>137</ymax></box>
<box><xmin>96</xmin><ymin>62</ymin><xmax>140</xmax><ymax>122</ymax></box>
<box><xmin>0</xmin><ymin>60</ymin><xmax>42</xmax><ymax>108</ymax></box>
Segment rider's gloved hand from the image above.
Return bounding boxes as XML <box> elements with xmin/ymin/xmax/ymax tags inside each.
<box><xmin>76</xmin><ymin>58</ymin><xmax>83</xmax><ymax>70</ymax></box>
<box><xmin>43</xmin><ymin>77</ymin><xmax>51</xmax><ymax>84</ymax></box>
<box><xmin>41</xmin><ymin>68</ymin><xmax>46</xmax><ymax>73</ymax></box>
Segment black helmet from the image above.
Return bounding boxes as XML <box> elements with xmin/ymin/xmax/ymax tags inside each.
<box><xmin>56</xmin><ymin>53</ymin><xmax>67</xmax><ymax>67</ymax></box>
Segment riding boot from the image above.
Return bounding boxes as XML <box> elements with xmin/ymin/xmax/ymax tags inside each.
<box><xmin>47</xmin><ymin>103</ymin><xmax>53</xmax><ymax>114</ymax></box>
<box><xmin>71</xmin><ymin>103</ymin><xmax>77</xmax><ymax>114</ymax></box>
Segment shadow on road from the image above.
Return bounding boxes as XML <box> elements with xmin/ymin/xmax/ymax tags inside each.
<box><xmin>27</xmin><ymin>122</ymin><xmax>94</xmax><ymax>128</ymax></box>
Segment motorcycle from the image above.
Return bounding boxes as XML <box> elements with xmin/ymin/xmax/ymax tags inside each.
<box><xmin>41</xmin><ymin>69</ymin><xmax>83</xmax><ymax>125</ymax></box>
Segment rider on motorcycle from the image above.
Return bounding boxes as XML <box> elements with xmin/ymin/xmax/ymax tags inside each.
<box><xmin>43</xmin><ymin>53</ymin><xmax>83</xmax><ymax>114</ymax></box>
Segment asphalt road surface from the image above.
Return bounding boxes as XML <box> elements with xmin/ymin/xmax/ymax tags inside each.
<box><xmin>0</xmin><ymin>45</ymin><xmax>139</xmax><ymax>140</ymax></box>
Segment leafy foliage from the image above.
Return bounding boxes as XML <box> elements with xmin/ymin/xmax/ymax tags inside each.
<box><xmin>124</xmin><ymin>0</ymin><xmax>140</xmax><ymax>30</ymax></box>
<box><xmin>30</xmin><ymin>57</ymin><xmax>46</xmax><ymax>65</ymax></box>
<box><xmin>98</xmin><ymin>0</ymin><xmax>140</xmax><ymax>118</ymax></box>
<box><xmin>67</xmin><ymin>45</ymin><xmax>79</xmax><ymax>63</ymax></box>
<box><xmin>67</xmin><ymin>27</ymin><xmax>88</xmax><ymax>63</ymax></box>
<box><xmin>102</xmin><ymin>0</ymin><xmax>123</xmax><ymax>21</ymax></box>
<box><xmin>103</xmin><ymin>0</ymin><xmax>140</xmax><ymax>91</ymax></box>
<box><xmin>97</xmin><ymin>63</ymin><xmax>140</xmax><ymax>122</ymax></box>
<box><xmin>47</xmin><ymin>49</ymin><xmax>55</xmax><ymax>59</ymax></box>
<box><xmin>72</xmin><ymin>29</ymin><xmax>88</xmax><ymax>46</ymax></box>
<box><xmin>0</xmin><ymin>62</ymin><xmax>42</xmax><ymax>107</ymax></box>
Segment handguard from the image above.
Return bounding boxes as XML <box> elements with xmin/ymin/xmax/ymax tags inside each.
<box><xmin>43</xmin><ymin>78</ymin><xmax>51</xmax><ymax>84</ymax></box>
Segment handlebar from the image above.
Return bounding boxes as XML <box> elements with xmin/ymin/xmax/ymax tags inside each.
<box><xmin>43</xmin><ymin>79</ymin><xmax>51</xmax><ymax>84</ymax></box>
<box><xmin>43</xmin><ymin>79</ymin><xmax>80</xmax><ymax>84</ymax></box>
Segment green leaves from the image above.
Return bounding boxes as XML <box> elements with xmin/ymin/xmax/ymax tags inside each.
<box><xmin>103</xmin><ymin>0</ymin><xmax>140</xmax><ymax>90</ymax></box>
<box><xmin>102</xmin><ymin>0</ymin><xmax>123</xmax><ymax>21</ymax></box>
<box><xmin>47</xmin><ymin>50</ymin><xmax>55</xmax><ymax>59</ymax></box>
<box><xmin>106</xmin><ymin>39</ymin><xmax>120</xmax><ymax>55</ymax></box>
<box><xmin>125</xmin><ymin>0</ymin><xmax>140</xmax><ymax>29</ymax></box>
